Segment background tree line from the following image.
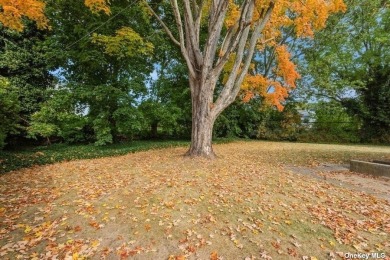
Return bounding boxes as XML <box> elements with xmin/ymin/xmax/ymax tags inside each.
<box><xmin>0</xmin><ymin>0</ymin><xmax>389</xmax><ymax>150</ymax></box>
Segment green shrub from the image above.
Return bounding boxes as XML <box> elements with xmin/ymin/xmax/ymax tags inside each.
<box><xmin>0</xmin><ymin>78</ymin><xmax>21</xmax><ymax>149</ymax></box>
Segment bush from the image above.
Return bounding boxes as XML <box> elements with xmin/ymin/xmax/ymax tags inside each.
<box><xmin>0</xmin><ymin>78</ymin><xmax>21</xmax><ymax>149</ymax></box>
<box><xmin>257</xmin><ymin>104</ymin><xmax>302</xmax><ymax>141</ymax></box>
<box><xmin>297</xmin><ymin>102</ymin><xmax>360</xmax><ymax>143</ymax></box>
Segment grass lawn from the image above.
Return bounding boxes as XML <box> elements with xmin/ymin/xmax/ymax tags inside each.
<box><xmin>0</xmin><ymin>141</ymin><xmax>389</xmax><ymax>259</ymax></box>
<box><xmin>0</xmin><ymin>140</ymin><xmax>190</xmax><ymax>174</ymax></box>
<box><xmin>0</xmin><ymin>139</ymin><xmax>236</xmax><ymax>174</ymax></box>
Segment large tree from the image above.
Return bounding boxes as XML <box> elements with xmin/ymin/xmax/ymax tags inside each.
<box><xmin>42</xmin><ymin>0</ymin><xmax>154</xmax><ymax>145</ymax></box>
<box><xmin>144</xmin><ymin>0</ymin><xmax>346</xmax><ymax>157</ymax></box>
<box><xmin>0</xmin><ymin>17</ymin><xmax>55</xmax><ymax>148</ymax></box>
<box><xmin>1</xmin><ymin>0</ymin><xmax>346</xmax><ymax>156</ymax></box>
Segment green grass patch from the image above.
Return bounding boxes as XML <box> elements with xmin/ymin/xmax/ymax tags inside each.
<box><xmin>0</xmin><ymin>138</ymin><xmax>237</xmax><ymax>174</ymax></box>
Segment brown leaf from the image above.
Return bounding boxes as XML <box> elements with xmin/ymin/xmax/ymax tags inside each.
<box><xmin>145</xmin><ymin>224</ymin><xmax>151</xmax><ymax>231</ymax></box>
<box><xmin>186</xmin><ymin>245</ymin><xmax>196</xmax><ymax>253</ymax></box>
<box><xmin>74</xmin><ymin>226</ymin><xmax>82</xmax><ymax>232</ymax></box>
<box><xmin>271</xmin><ymin>240</ymin><xmax>281</xmax><ymax>249</ymax></box>
<box><xmin>89</xmin><ymin>221</ymin><xmax>100</xmax><ymax>229</ymax></box>
<box><xmin>129</xmin><ymin>246</ymin><xmax>143</xmax><ymax>256</ymax></box>
<box><xmin>179</xmin><ymin>237</ymin><xmax>188</xmax><ymax>244</ymax></box>
<box><xmin>287</xmin><ymin>248</ymin><xmax>298</xmax><ymax>257</ymax></box>
<box><xmin>210</xmin><ymin>251</ymin><xmax>218</xmax><ymax>260</ymax></box>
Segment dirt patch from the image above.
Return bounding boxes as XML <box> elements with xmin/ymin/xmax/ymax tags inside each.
<box><xmin>286</xmin><ymin>163</ymin><xmax>390</xmax><ymax>202</ymax></box>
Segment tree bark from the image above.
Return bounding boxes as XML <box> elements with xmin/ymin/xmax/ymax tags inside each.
<box><xmin>185</xmin><ymin>77</ymin><xmax>216</xmax><ymax>158</ymax></box>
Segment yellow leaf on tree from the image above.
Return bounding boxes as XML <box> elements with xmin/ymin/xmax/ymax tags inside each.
<box><xmin>84</xmin><ymin>0</ymin><xmax>110</xmax><ymax>15</ymax></box>
<box><xmin>92</xmin><ymin>27</ymin><xmax>154</xmax><ymax>58</ymax></box>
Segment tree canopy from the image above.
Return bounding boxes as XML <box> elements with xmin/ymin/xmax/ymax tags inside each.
<box><xmin>1</xmin><ymin>0</ymin><xmax>389</xmax><ymax>150</ymax></box>
<box><xmin>301</xmin><ymin>0</ymin><xmax>390</xmax><ymax>142</ymax></box>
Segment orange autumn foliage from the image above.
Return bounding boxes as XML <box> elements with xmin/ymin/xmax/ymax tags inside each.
<box><xmin>225</xmin><ymin>45</ymin><xmax>300</xmax><ymax>110</ymax></box>
<box><xmin>239</xmin><ymin>0</ymin><xmax>346</xmax><ymax>110</ymax></box>
<box><xmin>0</xmin><ymin>0</ymin><xmax>48</xmax><ymax>31</ymax></box>
<box><xmin>233</xmin><ymin>44</ymin><xmax>301</xmax><ymax>111</ymax></box>
<box><xmin>241</xmin><ymin>74</ymin><xmax>292</xmax><ymax>111</ymax></box>
<box><xmin>225</xmin><ymin>0</ymin><xmax>240</xmax><ymax>28</ymax></box>
<box><xmin>0</xmin><ymin>0</ymin><xmax>111</xmax><ymax>31</ymax></box>
<box><xmin>275</xmin><ymin>45</ymin><xmax>300</xmax><ymax>89</ymax></box>
<box><xmin>84</xmin><ymin>0</ymin><xmax>110</xmax><ymax>15</ymax></box>
<box><xmin>261</xmin><ymin>0</ymin><xmax>347</xmax><ymax>43</ymax></box>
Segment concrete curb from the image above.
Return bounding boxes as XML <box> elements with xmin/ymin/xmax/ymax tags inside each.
<box><xmin>350</xmin><ymin>160</ymin><xmax>390</xmax><ymax>177</ymax></box>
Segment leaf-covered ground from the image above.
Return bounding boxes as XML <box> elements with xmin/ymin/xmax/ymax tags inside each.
<box><xmin>1</xmin><ymin>141</ymin><xmax>389</xmax><ymax>259</ymax></box>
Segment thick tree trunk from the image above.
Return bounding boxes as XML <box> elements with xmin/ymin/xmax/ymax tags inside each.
<box><xmin>186</xmin><ymin>109</ymin><xmax>215</xmax><ymax>158</ymax></box>
<box><xmin>150</xmin><ymin>122</ymin><xmax>158</xmax><ymax>139</ymax></box>
<box><xmin>186</xmin><ymin>77</ymin><xmax>216</xmax><ymax>158</ymax></box>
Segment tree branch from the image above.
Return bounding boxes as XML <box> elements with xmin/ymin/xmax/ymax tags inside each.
<box><xmin>212</xmin><ymin>0</ymin><xmax>256</xmax><ymax>117</ymax></box>
<box><xmin>234</xmin><ymin>2</ymin><xmax>275</xmax><ymax>92</ymax></box>
<box><xmin>202</xmin><ymin>0</ymin><xmax>229</xmax><ymax>79</ymax></box>
<box><xmin>213</xmin><ymin>1</ymin><xmax>275</xmax><ymax>117</ymax></box>
<box><xmin>194</xmin><ymin>0</ymin><xmax>206</xmax><ymax>43</ymax></box>
<box><xmin>170</xmin><ymin>0</ymin><xmax>197</xmax><ymax>78</ymax></box>
<box><xmin>183</xmin><ymin>0</ymin><xmax>203</xmax><ymax>67</ymax></box>
<box><xmin>213</xmin><ymin>0</ymin><xmax>253</xmax><ymax>77</ymax></box>
<box><xmin>144</xmin><ymin>1</ymin><xmax>180</xmax><ymax>47</ymax></box>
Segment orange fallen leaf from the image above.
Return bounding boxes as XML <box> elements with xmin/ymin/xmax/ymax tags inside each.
<box><xmin>210</xmin><ymin>251</ymin><xmax>218</xmax><ymax>260</ymax></box>
<box><xmin>89</xmin><ymin>221</ymin><xmax>100</xmax><ymax>229</ymax></box>
<box><xmin>74</xmin><ymin>226</ymin><xmax>82</xmax><ymax>232</ymax></box>
<box><xmin>145</xmin><ymin>224</ymin><xmax>151</xmax><ymax>231</ymax></box>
